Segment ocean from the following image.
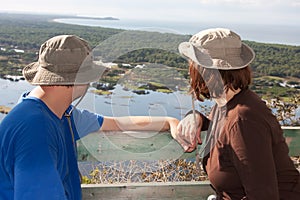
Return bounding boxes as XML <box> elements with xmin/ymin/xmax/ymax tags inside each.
<box><xmin>53</xmin><ymin>18</ymin><xmax>300</xmax><ymax>46</ymax></box>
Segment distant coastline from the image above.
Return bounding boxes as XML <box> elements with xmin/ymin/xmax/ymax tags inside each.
<box><xmin>61</xmin><ymin>16</ymin><xmax>119</xmax><ymax>21</ymax></box>
<box><xmin>53</xmin><ymin>18</ymin><xmax>300</xmax><ymax>46</ymax></box>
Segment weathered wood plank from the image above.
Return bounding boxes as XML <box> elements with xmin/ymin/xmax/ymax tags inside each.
<box><xmin>81</xmin><ymin>181</ymin><xmax>214</xmax><ymax>200</ymax></box>
<box><xmin>78</xmin><ymin>131</ymin><xmax>190</xmax><ymax>161</ymax></box>
<box><xmin>282</xmin><ymin>126</ymin><xmax>300</xmax><ymax>156</ymax></box>
<box><xmin>77</xmin><ymin>127</ymin><xmax>300</xmax><ymax>161</ymax></box>
<box><xmin>79</xmin><ymin>127</ymin><xmax>299</xmax><ymax>200</ymax></box>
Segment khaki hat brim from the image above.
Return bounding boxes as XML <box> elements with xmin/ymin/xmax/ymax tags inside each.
<box><xmin>23</xmin><ymin>61</ymin><xmax>108</xmax><ymax>85</ymax></box>
<box><xmin>178</xmin><ymin>42</ymin><xmax>213</xmax><ymax>67</ymax></box>
<box><xmin>178</xmin><ymin>42</ymin><xmax>255</xmax><ymax>70</ymax></box>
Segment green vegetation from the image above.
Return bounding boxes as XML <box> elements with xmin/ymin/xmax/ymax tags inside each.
<box><xmin>90</xmin><ymin>89</ymin><xmax>112</xmax><ymax>96</ymax></box>
<box><xmin>251</xmin><ymin>76</ymin><xmax>297</xmax><ymax>100</ymax></box>
<box><xmin>0</xmin><ymin>13</ymin><xmax>299</xmax><ymax>101</ymax></box>
<box><xmin>244</xmin><ymin>41</ymin><xmax>300</xmax><ymax>78</ymax></box>
<box><xmin>117</xmin><ymin>64</ymin><xmax>189</xmax><ymax>93</ymax></box>
<box><xmin>0</xmin><ymin>13</ymin><xmax>122</xmax><ymax>77</ymax></box>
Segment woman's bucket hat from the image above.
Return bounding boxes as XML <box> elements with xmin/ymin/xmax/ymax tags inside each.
<box><xmin>178</xmin><ymin>28</ymin><xmax>255</xmax><ymax>70</ymax></box>
<box><xmin>23</xmin><ymin>35</ymin><xmax>107</xmax><ymax>85</ymax></box>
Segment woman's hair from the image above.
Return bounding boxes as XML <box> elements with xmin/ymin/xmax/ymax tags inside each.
<box><xmin>189</xmin><ymin>61</ymin><xmax>252</xmax><ymax>101</ymax></box>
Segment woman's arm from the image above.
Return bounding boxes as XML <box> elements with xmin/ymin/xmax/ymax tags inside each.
<box><xmin>176</xmin><ymin>110</ymin><xmax>211</xmax><ymax>152</ymax></box>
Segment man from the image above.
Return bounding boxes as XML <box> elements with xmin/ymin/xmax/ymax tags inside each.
<box><xmin>0</xmin><ymin>35</ymin><xmax>181</xmax><ymax>199</ymax></box>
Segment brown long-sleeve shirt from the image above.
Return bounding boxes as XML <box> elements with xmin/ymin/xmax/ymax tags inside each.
<box><xmin>201</xmin><ymin>89</ymin><xmax>300</xmax><ymax>200</ymax></box>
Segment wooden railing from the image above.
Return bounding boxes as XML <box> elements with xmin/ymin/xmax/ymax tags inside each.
<box><xmin>79</xmin><ymin>127</ymin><xmax>300</xmax><ymax>200</ymax></box>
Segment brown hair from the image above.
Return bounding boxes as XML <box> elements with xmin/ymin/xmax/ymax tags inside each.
<box><xmin>189</xmin><ymin>61</ymin><xmax>252</xmax><ymax>101</ymax></box>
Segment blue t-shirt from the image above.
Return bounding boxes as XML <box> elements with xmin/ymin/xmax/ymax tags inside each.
<box><xmin>0</xmin><ymin>93</ymin><xmax>103</xmax><ymax>200</ymax></box>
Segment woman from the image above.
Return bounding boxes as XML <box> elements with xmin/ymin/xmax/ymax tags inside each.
<box><xmin>177</xmin><ymin>28</ymin><xmax>300</xmax><ymax>199</ymax></box>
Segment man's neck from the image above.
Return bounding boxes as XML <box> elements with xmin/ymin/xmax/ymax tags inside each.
<box><xmin>29</xmin><ymin>86</ymin><xmax>72</xmax><ymax>119</ymax></box>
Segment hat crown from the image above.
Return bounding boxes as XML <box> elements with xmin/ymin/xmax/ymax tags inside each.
<box><xmin>38</xmin><ymin>35</ymin><xmax>92</xmax><ymax>72</ymax></box>
<box><xmin>189</xmin><ymin>28</ymin><xmax>242</xmax><ymax>50</ymax></box>
<box><xmin>41</xmin><ymin>35</ymin><xmax>91</xmax><ymax>52</ymax></box>
<box><xmin>23</xmin><ymin>35</ymin><xmax>107</xmax><ymax>85</ymax></box>
<box><xmin>178</xmin><ymin>28</ymin><xmax>255</xmax><ymax>70</ymax></box>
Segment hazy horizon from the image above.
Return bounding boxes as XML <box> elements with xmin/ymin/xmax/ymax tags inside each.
<box><xmin>0</xmin><ymin>0</ymin><xmax>299</xmax><ymax>26</ymax></box>
<box><xmin>1</xmin><ymin>10</ymin><xmax>300</xmax><ymax>45</ymax></box>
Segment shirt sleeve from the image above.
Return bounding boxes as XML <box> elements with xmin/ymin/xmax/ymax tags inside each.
<box><xmin>200</xmin><ymin>113</ymin><xmax>210</xmax><ymax>131</ymax></box>
<box><xmin>184</xmin><ymin>110</ymin><xmax>211</xmax><ymax>131</ymax></box>
<box><xmin>229</xmin><ymin>119</ymin><xmax>280</xmax><ymax>200</ymax></box>
<box><xmin>71</xmin><ymin>107</ymin><xmax>104</xmax><ymax>139</ymax></box>
<box><xmin>14</xmin><ymin>119</ymin><xmax>67</xmax><ymax>200</ymax></box>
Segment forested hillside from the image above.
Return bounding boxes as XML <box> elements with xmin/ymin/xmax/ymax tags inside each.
<box><xmin>244</xmin><ymin>41</ymin><xmax>300</xmax><ymax>78</ymax></box>
<box><xmin>1</xmin><ymin>13</ymin><xmax>299</xmax><ymax>76</ymax></box>
<box><xmin>0</xmin><ymin>13</ymin><xmax>299</xmax><ymax>100</ymax></box>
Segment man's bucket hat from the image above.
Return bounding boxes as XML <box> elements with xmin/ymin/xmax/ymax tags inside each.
<box><xmin>23</xmin><ymin>35</ymin><xmax>107</xmax><ymax>85</ymax></box>
<box><xmin>178</xmin><ymin>28</ymin><xmax>255</xmax><ymax>70</ymax></box>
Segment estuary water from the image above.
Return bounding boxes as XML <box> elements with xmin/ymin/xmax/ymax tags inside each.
<box><xmin>0</xmin><ymin>78</ymin><xmax>214</xmax><ymax>122</ymax></box>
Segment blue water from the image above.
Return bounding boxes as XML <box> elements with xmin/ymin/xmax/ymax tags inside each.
<box><xmin>0</xmin><ymin>79</ymin><xmax>213</xmax><ymax>122</ymax></box>
<box><xmin>54</xmin><ymin>18</ymin><xmax>300</xmax><ymax>46</ymax></box>
<box><xmin>1</xmin><ymin>78</ymin><xmax>299</xmax><ymax>126</ymax></box>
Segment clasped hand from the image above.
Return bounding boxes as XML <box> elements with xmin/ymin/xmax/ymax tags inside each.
<box><xmin>175</xmin><ymin>113</ymin><xmax>203</xmax><ymax>152</ymax></box>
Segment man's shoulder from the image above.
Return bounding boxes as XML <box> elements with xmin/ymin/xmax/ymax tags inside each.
<box><xmin>1</xmin><ymin>99</ymin><xmax>57</xmax><ymax>131</ymax></box>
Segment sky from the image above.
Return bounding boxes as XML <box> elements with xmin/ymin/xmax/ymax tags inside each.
<box><xmin>0</xmin><ymin>0</ymin><xmax>300</xmax><ymax>25</ymax></box>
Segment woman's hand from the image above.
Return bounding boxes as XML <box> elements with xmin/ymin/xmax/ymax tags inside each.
<box><xmin>176</xmin><ymin>113</ymin><xmax>203</xmax><ymax>152</ymax></box>
<box><xmin>166</xmin><ymin>117</ymin><xmax>193</xmax><ymax>152</ymax></box>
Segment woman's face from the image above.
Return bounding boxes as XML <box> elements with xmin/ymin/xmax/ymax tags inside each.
<box><xmin>189</xmin><ymin>61</ymin><xmax>225</xmax><ymax>101</ymax></box>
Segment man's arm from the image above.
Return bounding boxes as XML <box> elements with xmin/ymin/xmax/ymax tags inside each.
<box><xmin>71</xmin><ymin>107</ymin><xmax>103</xmax><ymax>139</ymax></box>
<box><xmin>71</xmin><ymin>107</ymin><xmax>178</xmax><ymax>135</ymax></box>
<box><xmin>100</xmin><ymin>116</ymin><xmax>196</xmax><ymax>151</ymax></box>
<box><xmin>100</xmin><ymin>116</ymin><xmax>178</xmax><ymax>132</ymax></box>
<box><xmin>71</xmin><ymin>108</ymin><xmax>191</xmax><ymax>151</ymax></box>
